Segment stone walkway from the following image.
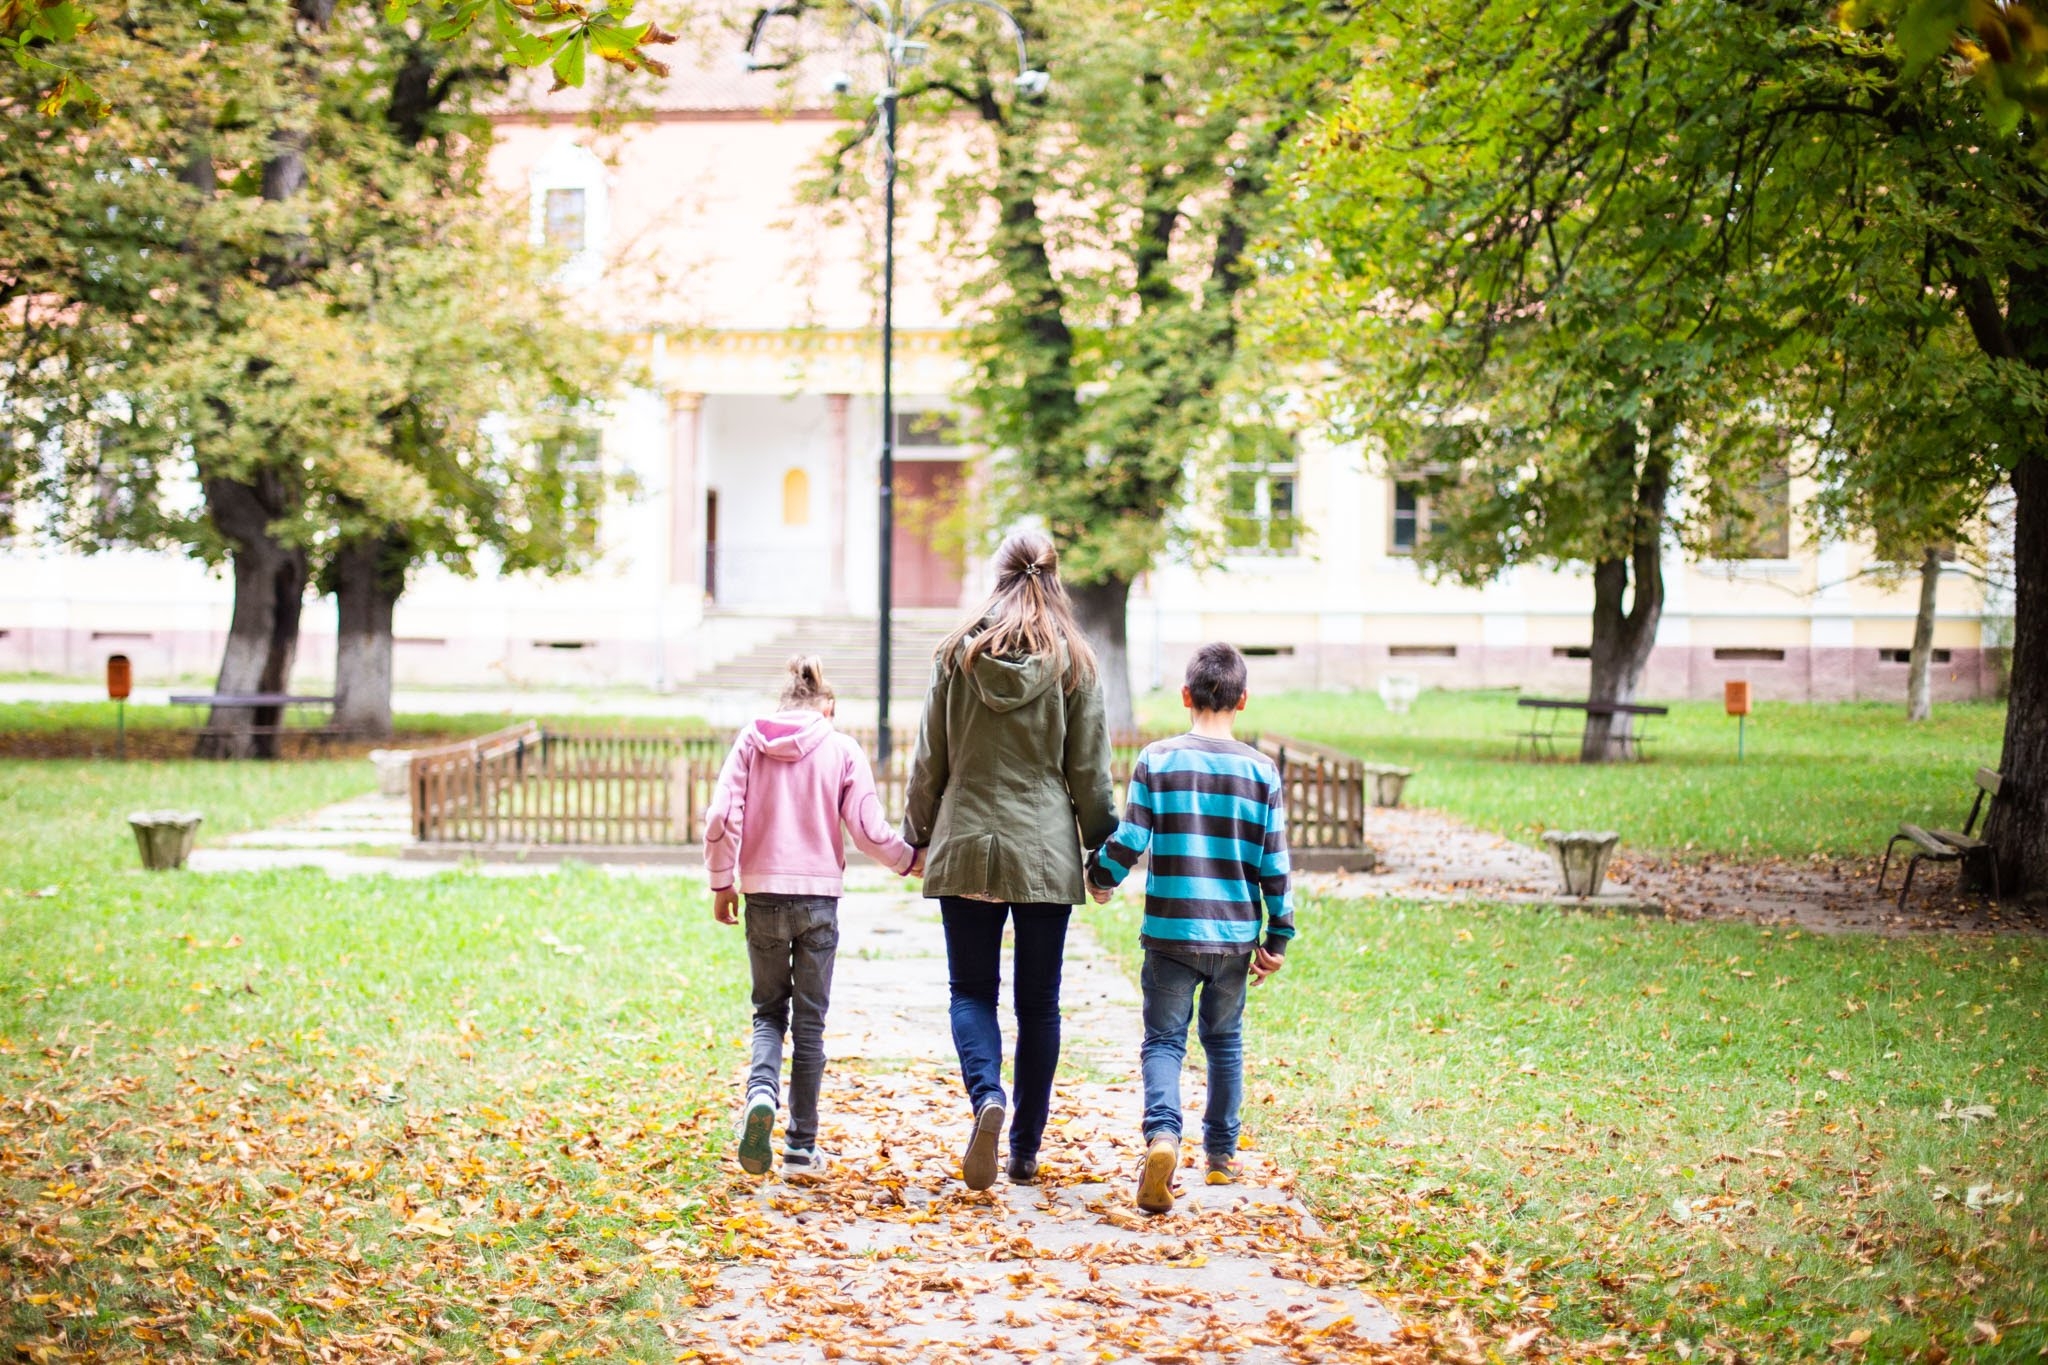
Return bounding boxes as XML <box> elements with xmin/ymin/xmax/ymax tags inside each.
<box><xmin>679</xmin><ymin>892</ymin><xmax>1399</xmax><ymax>1363</ymax></box>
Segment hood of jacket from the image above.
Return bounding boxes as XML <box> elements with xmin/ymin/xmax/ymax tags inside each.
<box><xmin>963</xmin><ymin>642</ymin><xmax>1065</xmax><ymax>714</ymax></box>
<box><xmin>749</xmin><ymin>709</ymin><xmax>836</xmax><ymax>760</ymax></box>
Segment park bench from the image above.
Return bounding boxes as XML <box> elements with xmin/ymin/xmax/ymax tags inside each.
<box><xmin>168</xmin><ymin>692</ymin><xmax>342</xmax><ymax>750</ymax></box>
<box><xmin>1514</xmin><ymin>696</ymin><xmax>1669</xmax><ymax>762</ymax></box>
<box><xmin>1878</xmin><ymin>767</ymin><xmax>2003</xmax><ymax>908</ymax></box>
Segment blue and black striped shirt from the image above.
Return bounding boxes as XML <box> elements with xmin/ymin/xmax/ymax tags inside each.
<box><xmin>1086</xmin><ymin>733</ymin><xmax>1294</xmax><ymax>956</ymax></box>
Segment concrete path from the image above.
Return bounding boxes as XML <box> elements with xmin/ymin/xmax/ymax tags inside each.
<box><xmin>674</xmin><ymin>892</ymin><xmax>1399</xmax><ymax>1363</ymax></box>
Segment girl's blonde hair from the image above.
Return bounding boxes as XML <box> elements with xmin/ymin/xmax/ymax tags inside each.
<box><xmin>779</xmin><ymin>655</ymin><xmax>834</xmax><ymax>710</ymax></box>
<box><xmin>938</xmin><ymin>530</ymin><xmax>1098</xmax><ymax>692</ymax></box>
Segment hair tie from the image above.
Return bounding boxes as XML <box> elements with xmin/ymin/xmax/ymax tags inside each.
<box><xmin>1023</xmin><ymin>563</ymin><xmax>1042</xmax><ymax>579</ymax></box>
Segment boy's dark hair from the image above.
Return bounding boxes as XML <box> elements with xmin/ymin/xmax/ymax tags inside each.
<box><xmin>1185</xmin><ymin>642</ymin><xmax>1248</xmax><ymax>713</ymax></box>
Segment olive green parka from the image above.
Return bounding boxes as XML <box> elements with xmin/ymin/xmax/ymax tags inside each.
<box><xmin>901</xmin><ymin>639</ymin><xmax>1118</xmax><ymax>906</ymax></box>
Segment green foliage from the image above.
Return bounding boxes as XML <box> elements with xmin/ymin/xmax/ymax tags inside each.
<box><xmin>1084</xmin><ymin>892</ymin><xmax>2048</xmax><ymax>1358</ymax></box>
<box><xmin>1152</xmin><ymin>689</ymin><xmax>2012</xmax><ymax>859</ymax></box>
<box><xmin>0</xmin><ymin>0</ymin><xmax>631</xmax><ymax>586</ymax></box>
<box><xmin>5</xmin><ymin>0</ymin><xmax>676</xmax><ymax>115</ymax></box>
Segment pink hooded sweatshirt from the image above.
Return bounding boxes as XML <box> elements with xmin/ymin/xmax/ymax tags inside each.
<box><xmin>703</xmin><ymin>710</ymin><xmax>915</xmax><ymax>895</ymax></box>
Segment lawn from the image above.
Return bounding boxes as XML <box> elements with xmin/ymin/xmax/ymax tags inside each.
<box><xmin>1174</xmin><ymin>690</ymin><xmax>2011</xmax><ymax>861</ymax></box>
<box><xmin>1084</xmin><ymin>894</ymin><xmax>2048</xmax><ymax>1361</ymax></box>
<box><xmin>0</xmin><ymin>759</ymin><xmax>748</xmax><ymax>1361</ymax></box>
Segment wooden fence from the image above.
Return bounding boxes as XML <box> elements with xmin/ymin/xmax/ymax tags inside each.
<box><xmin>410</xmin><ymin>722</ymin><xmax>1368</xmax><ymax>850</ymax></box>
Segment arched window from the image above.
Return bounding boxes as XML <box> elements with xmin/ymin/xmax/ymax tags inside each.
<box><xmin>782</xmin><ymin>468</ymin><xmax>811</xmax><ymax>526</ymax></box>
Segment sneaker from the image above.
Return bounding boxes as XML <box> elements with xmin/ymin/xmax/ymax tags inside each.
<box><xmin>963</xmin><ymin>1099</ymin><xmax>1005</xmax><ymax>1191</ymax></box>
<box><xmin>735</xmin><ymin>1091</ymin><xmax>776</xmax><ymax>1176</ymax></box>
<box><xmin>782</xmin><ymin>1146</ymin><xmax>829</xmax><ymax>1180</ymax></box>
<box><xmin>1136</xmin><ymin>1136</ymin><xmax>1178</xmax><ymax>1215</ymax></box>
<box><xmin>1205</xmin><ymin>1153</ymin><xmax>1238</xmax><ymax>1185</ymax></box>
<box><xmin>1007</xmin><ymin>1154</ymin><xmax>1040</xmax><ymax>1185</ymax></box>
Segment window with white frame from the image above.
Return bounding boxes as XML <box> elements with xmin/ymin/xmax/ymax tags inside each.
<box><xmin>529</xmin><ymin>140</ymin><xmax>608</xmax><ymax>283</ymax></box>
<box><xmin>1225</xmin><ymin>440</ymin><xmax>1299</xmax><ymax>556</ymax></box>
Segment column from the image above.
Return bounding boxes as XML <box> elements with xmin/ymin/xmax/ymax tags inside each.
<box><xmin>668</xmin><ymin>391</ymin><xmax>704</xmax><ymax>597</ymax></box>
<box><xmin>826</xmin><ymin>393</ymin><xmax>851</xmax><ymax>612</ymax></box>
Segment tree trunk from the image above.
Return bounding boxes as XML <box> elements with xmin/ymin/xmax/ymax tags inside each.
<box><xmin>1071</xmin><ymin>577</ymin><xmax>1135</xmax><ymax>737</ymax></box>
<box><xmin>1581</xmin><ymin>423</ymin><xmax>1670</xmax><ymax>763</ymax></box>
<box><xmin>1907</xmin><ymin>545</ymin><xmax>1941</xmax><ymax>722</ymax></box>
<box><xmin>198</xmin><ymin>475</ymin><xmax>307</xmax><ymax>759</ymax></box>
<box><xmin>1992</xmin><ymin>456</ymin><xmax>2046</xmax><ymax>897</ymax></box>
<box><xmin>331</xmin><ymin>532</ymin><xmax>408</xmax><ymax>738</ymax></box>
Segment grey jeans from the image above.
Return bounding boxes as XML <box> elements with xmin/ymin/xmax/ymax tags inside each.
<box><xmin>743</xmin><ymin>893</ymin><xmax>839</xmax><ymax>1150</ymax></box>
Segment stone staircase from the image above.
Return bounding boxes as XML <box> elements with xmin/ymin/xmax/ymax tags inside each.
<box><xmin>694</xmin><ymin>613</ymin><xmax>959</xmax><ymax>698</ymax></box>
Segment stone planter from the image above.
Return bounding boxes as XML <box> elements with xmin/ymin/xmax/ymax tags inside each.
<box><xmin>1364</xmin><ymin>764</ymin><xmax>1413</xmax><ymax>808</ymax></box>
<box><xmin>1542</xmin><ymin>829</ymin><xmax>1620</xmax><ymax>898</ymax></box>
<box><xmin>130</xmin><ymin>811</ymin><xmax>203</xmax><ymax>871</ymax></box>
<box><xmin>1378</xmin><ymin>673</ymin><xmax>1420</xmax><ymax>716</ymax></box>
<box><xmin>369</xmin><ymin>749</ymin><xmax>415</xmax><ymax>798</ymax></box>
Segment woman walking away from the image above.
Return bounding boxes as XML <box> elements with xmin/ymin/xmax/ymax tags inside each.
<box><xmin>705</xmin><ymin>656</ymin><xmax>920</xmax><ymax>1179</ymax></box>
<box><xmin>902</xmin><ymin>530</ymin><xmax>1119</xmax><ymax>1190</ymax></box>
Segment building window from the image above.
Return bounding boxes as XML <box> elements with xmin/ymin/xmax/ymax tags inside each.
<box><xmin>541</xmin><ymin>428</ymin><xmax>605</xmax><ymax>549</ymax></box>
<box><xmin>1389</xmin><ymin>479</ymin><xmax>1445</xmax><ymax>556</ymax></box>
<box><xmin>1714</xmin><ymin>460</ymin><xmax>1792</xmax><ymax>559</ymax></box>
<box><xmin>782</xmin><ymin>468</ymin><xmax>811</xmax><ymax>526</ymax></box>
<box><xmin>543</xmin><ymin>188</ymin><xmax>587</xmax><ymax>252</ymax></box>
<box><xmin>1880</xmin><ymin>648</ymin><xmax>1951</xmax><ymax>664</ymax></box>
<box><xmin>894</xmin><ymin>411</ymin><xmax>960</xmax><ymax>448</ymax></box>
<box><xmin>1225</xmin><ymin>448</ymin><xmax>1298</xmax><ymax>556</ymax></box>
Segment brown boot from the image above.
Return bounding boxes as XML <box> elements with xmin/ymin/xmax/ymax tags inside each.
<box><xmin>1136</xmin><ymin>1137</ymin><xmax>1178</xmax><ymax>1215</ymax></box>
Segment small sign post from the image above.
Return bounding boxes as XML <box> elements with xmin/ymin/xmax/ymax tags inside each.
<box><xmin>107</xmin><ymin>654</ymin><xmax>132</xmax><ymax>761</ymax></box>
<box><xmin>1724</xmin><ymin>680</ymin><xmax>1752</xmax><ymax>763</ymax></box>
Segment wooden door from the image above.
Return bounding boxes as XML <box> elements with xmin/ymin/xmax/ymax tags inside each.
<box><xmin>892</xmin><ymin>461</ymin><xmax>964</xmax><ymax>609</ymax></box>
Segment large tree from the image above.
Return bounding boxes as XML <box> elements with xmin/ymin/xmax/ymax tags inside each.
<box><xmin>783</xmin><ymin>0</ymin><xmax>1311</xmax><ymax>731</ymax></box>
<box><xmin>2</xmin><ymin>0</ymin><xmax>624</xmax><ymax>744</ymax></box>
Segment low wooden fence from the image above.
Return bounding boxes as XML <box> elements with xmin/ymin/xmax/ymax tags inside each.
<box><xmin>410</xmin><ymin>722</ymin><xmax>1368</xmax><ymax>851</ymax></box>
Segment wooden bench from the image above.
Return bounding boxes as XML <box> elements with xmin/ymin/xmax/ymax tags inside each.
<box><xmin>1514</xmin><ymin>697</ymin><xmax>1669</xmax><ymax>762</ymax></box>
<box><xmin>1878</xmin><ymin>767</ymin><xmax>2003</xmax><ymax>908</ymax></box>
<box><xmin>169</xmin><ymin>693</ymin><xmax>342</xmax><ymax>749</ymax></box>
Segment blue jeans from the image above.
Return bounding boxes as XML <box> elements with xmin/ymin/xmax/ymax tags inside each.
<box><xmin>1140</xmin><ymin>947</ymin><xmax>1252</xmax><ymax>1158</ymax></box>
<box><xmin>743</xmin><ymin>894</ymin><xmax>840</xmax><ymax>1150</ymax></box>
<box><xmin>938</xmin><ymin>898</ymin><xmax>1070</xmax><ymax>1161</ymax></box>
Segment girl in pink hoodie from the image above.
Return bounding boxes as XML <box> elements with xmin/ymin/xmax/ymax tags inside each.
<box><xmin>704</xmin><ymin>656</ymin><xmax>917</xmax><ymax>1178</ymax></box>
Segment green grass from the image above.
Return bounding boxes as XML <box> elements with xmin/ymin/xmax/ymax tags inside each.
<box><xmin>0</xmin><ymin>761</ymin><xmax>747</xmax><ymax>1360</ymax></box>
<box><xmin>1174</xmin><ymin>690</ymin><xmax>2011</xmax><ymax>860</ymax></box>
<box><xmin>1085</xmin><ymin>895</ymin><xmax>2047</xmax><ymax>1361</ymax></box>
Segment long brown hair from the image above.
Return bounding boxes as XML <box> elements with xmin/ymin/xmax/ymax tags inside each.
<box><xmin>939</xmin><ymin>531</ymin><xmax>1099</xmax><ymax>692</ymax></box>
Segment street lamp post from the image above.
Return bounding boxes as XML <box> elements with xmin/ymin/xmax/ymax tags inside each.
<box><xmin>745</xmin><ymin>2</ymin><xmax>1047</xmax><ymax>765</ymax></box>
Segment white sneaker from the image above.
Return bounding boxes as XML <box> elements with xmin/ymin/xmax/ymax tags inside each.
<box><xmin>782</xmin><ymin>1146</ymin><xmax>830</xmax><ymax>1179</ymax></box>
<box><xmin>735</xmin><ymin>1091</ymin><xmax>776</xmax><ymax>1176</ymax></box>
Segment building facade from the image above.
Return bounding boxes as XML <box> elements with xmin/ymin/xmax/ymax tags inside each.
<box><xmin>0</xmin><ymin>40</ymin><xmax>2008</xmax><ymax>704</ymax></box>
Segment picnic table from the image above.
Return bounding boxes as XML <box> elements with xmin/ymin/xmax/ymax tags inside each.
<box><xmin>1515</xmin><ymin>696</ymin><xmax>1669</xmax><ymax>762</ymax></box>
<box><xmin>169</xmin><ymin>692</ymin><xmax>340</xmax><ymax>750</ymax></box>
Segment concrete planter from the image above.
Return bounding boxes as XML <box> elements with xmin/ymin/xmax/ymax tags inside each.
<box><xmin>1378</xmin><ymin>674</ymin><xmax>1420</xmax><ymax>716</ymax></box>
<box><xmin>130</xmin><ymin>811</ymin><xmax>203</xmax><ymax>871</ymax></box>
<box><xmin>369</xmin><ymin>749</ymin><xmax>415</xmax><ymax>798</ymax></box>
<box><xmin>1364</xmin><ymin>764</ymin><xmax>1413</xmax><ymax>808</ymax></box>
<box><xmin>1542</xmin><ymin>829</ymin><xmax>1620</xmax><ymax>898</ymax></box>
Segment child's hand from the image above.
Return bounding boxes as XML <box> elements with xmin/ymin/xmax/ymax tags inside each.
<box><xmin>1250</xmin><ymin>946</ymin><xmax>1284</xmax><ymax>983</ymax></box>
<box><xmin>713</xmin><ymin>888</ymin><xmax>740</xmax><ymax>925</ymax></box>
<box><xmin>907</xmin><ymin>848</ymin><xmax>926</xmax><ymax>878</ymax></box>
<box><xmin>1088</xmin><ymin>884</ymin><xmax>1112</xmax><ymax>904</ymax></box>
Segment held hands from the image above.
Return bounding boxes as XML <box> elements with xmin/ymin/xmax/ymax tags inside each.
<box><xmin>712</xmin><ymin>888</ymin><xmax>740</xmax><ymax>925</ymax></box>
<box><xmin>906</xmin><ymin>847</ymin><xmax>926</xmax><ymax>878</ymax></box>
<box><xmin>1249</xmin><ymin>946</ymin><xmax>1284</xmax><ymax>984</ymax></box>
<box><xmin>1088</xmin><ymin>883</ymin><xmax>1113</xmax><ymax>904</ymax></box>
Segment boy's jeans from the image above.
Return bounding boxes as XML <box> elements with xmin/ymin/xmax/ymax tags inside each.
<box><xmin>1139</xmin><ymin>946</ymin><xmax>1253</xmax><ymax>1158</ymax></box>
<box><xmin>743</xmin><ymin>893</ymin><xmax>839</xmax><ymax>1151</ymax></box>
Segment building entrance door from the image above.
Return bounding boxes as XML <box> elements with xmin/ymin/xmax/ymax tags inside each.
<box><xmin>891</xmin><ymin>460</ymin><xmax>964</xmax><ymax>609</ymax></box>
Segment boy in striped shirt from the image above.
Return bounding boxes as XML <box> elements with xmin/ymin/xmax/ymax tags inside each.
<box><xmin>1087</xmin><ymin>642</ymin><xmax>1293</xmax><ymax>1215</ymax></box>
